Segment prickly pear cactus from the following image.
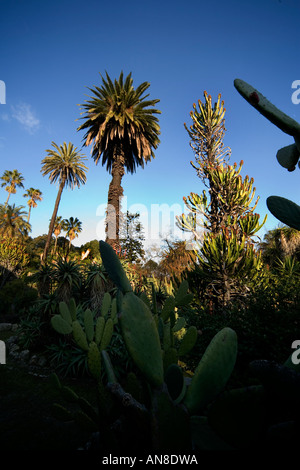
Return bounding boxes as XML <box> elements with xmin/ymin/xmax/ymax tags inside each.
<box><xmin>234</xmin><ymin>78</ymin><xmax>300</xmax><ymax>230</ymax></box>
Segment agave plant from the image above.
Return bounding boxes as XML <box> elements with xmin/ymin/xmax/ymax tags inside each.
<box><xmin>52</xmin><ymin>259</ymin><xmax>83</xmax><ymax>303</ymax></box>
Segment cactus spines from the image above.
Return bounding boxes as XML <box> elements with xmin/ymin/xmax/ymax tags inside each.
<box><xmin>99</xmin><ymin>240</ymin><xmax>132</xmax><ymax>293</ymax></box>
<box><xmin>51</xmin><ymin>314</ymin><xmax>73</xmax><ymax>335</ymax></box>
<box><xmin>120</xmin><ymin>291</ymin><xmax>164</xmax><ymax>388</ymax></box>
<box><xmin>72</xmin><ymin>320</ymin><xmax>89</xmax><ymax>351</ymax></box>
<box><xmin>276</xmin><ymin>144</ymin><xmax>300</xmax><ymax>171</ymax></box>
<box><xmin>95</xmin><ymin>316</ymin><xmax>105</xmax><ymax>346</ymax></box>
<box><xmin>84</xmin><ymin>309</ymin><xmax>94</xmax><ymax>343</ymax></box>
<box><xmin>178</xmin><ymin>326</ymin><xmax>198</xmax><ymax>357</ymax></box>
<box><xmin>266</xmin><ymin>196</ymin><xmax>300</xmax><ymax>231</ymax></box>
<box><xmin>234</xmin><ymin>79</ymin><xmax>300</xmax><ymax>138</ymax></box>
<box><xmin>87</xmin><ymin>341</ymin><xmax>102</xmax><ymax>379</ymax></box>
<box><xmin>99</xmin><ymin>317</ymin><xmax>114</xmax><ymax>351</ymax></box>
<box><xmin>183</xmin><ymin>327</ymin><xmax>237</xmax><ymax>415</ymax></box>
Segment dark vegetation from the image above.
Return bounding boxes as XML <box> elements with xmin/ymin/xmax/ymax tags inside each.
<box><xmin>1</xmin><ymin>76</ymin><xmax>300</xmax><ymax>451</ymax></box>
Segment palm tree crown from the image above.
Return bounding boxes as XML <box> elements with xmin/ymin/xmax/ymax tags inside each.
<box><xmin>1</xmin><ymin>169</ymin><xmax>25</xmax><ymax>205</ymax></box>
<box><xmin>78</xmin><ymin>71</ymin><xmax>161</xmax><ymax>173</ymax></box>
<box><xmin>77</xmin><ymin>71</ymin><xmax>161</xmax><ymax>248</ymax></box>
<box><xmin>23</xmin><ymin>187</ymin><xmax>43</xmax><ymax>222</ymax></box>
<box><xmin>41</xmin><ymin>141</ymin><xmax>88</xmax><ymax>263</ymax></box>
<box><xmin>41</xmin><ymin>142</ymin><xmax>88</xmax><ymax>188</ymax></box>
<box><xmin>0</xmin><ymin>204</ymin><xmax>31</xmax><ymax>238</ymax></box>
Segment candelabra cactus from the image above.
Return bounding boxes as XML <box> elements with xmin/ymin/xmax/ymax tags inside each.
<box><xmin>234</xmin><ymin>78</ymin><xmax>300</xmax><ymax>230</ymax></box>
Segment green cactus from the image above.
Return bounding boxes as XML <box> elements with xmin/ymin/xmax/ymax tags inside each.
<box><xmin>183</xmin><ymin>327</ymin><xmax>238</xmax><ymax>415</ymax></box>
<box><xmin>178</xmin><ymin>326</ymin><xmax>198</xmax><ymax>357</ymax></box>
<box><xmin>276</xmin><ymin>143</ymin><xmax>300</xmax><ymax>171</ymax></box>
<box><xmin>119</xmin><ymin>291</ymin><xmax>164</xmax><ymax>388</ymax></box>
<box><xmin>266</xmin><ymin>196</ymin><xmax>300</xmax><ymax>231</ymax></box>
<box><xmin>87</xmin><ymin>341</ymin><xmax>102</xmax><ymax>379</ymax></box>
<box><xmin>101</xmin><ymin>291</ymin><xmax>112</xmax><ymax>317</ymax></box>
<box><xmin>234</xmin><ymin>78</ymin><xmax>300</xmax><ymax>139</ymax></box>
<box><xmin>51</xmin><ymin>314</ymin><xmax>73</xmax><ymax>335</ymax></box>
<box><xmin>59</xmin><ymin>301</ymin><xmax>73</xmax><ymax>325</ymax></box>
<box><xmin>95</xmin><ymin>316</ymin><xmax>105</xmax><ymax>346</ymax></box>
<box><xmin>99</xmin><ymin>317</ymin><xmax>114</xmax><ymax>351</ymax></box>
<box><xmin>99</xmin><ymin>240</ymin><xmax>132</xmax><ymax>293</ymax></box>
<box><xmin>234</xmin><ymin>78</ymin><xmax>300</xmax><ymax>230</ymax></box>
<box><xmin>72</xmin><ymin>320</ymin><xmax>89</xmax><ymax>351</ymax></box>
<box><xmin>84</xmin><ymin>309</ymin><xmax>95</xmax><ymax>343</ymax></box>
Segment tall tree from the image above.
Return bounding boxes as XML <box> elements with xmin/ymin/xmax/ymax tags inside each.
<box><xmin>41</xmin><ymin>141</ymin><xmax>88</xmax><ymax>264</ymax></box>
<box><xmin>52</xmin><ymin>216</ymin><xmax>63</xmax><ymax>256</ymax></box>
<box><xmin>77</xmin><ymin>71</ymin><xmax>161</xmax><ymax>250</ymax></box>
<box><xmin>62</xmin><ymin>216</ymin><xmax>82</xmax><ymax>255</ymax></box>
<box><xmin>23</xmin><ymin>187</ymin><xmax>43</xmax><ymax>223</ymax></box>
<box><xmin>0</xmin><ymin>204</ymin><xmax>31</xmax><ymax>238</ymax></box>
<box><xmin>259</xmin><ymin>225</ymin><xmax>300</xmax><ymax>267</ymax></box>
<box><xmin>119</xmin><ymin>211</ymin><xmax>145</xmax><ymax>262</ymax></box>
<box><xmin>1</xmin><ymin>169</ymin><xmax>24</xmax><ymax>206</ymax></box>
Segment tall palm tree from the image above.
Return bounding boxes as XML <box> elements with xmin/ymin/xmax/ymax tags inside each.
<box><xmin>0</xmin><ymin>203</ymin><xmax>31</xmax><ymax>238</ymax></box>
<box><xmin>1</xmin><ymin>169</ymin><xmax>24</xmax><ymax>206</ymax></box>
<box><xmin>77</xmin><ymin>71</ymin><xmax>161</xmax><ymax>250</ymax></box>
<box><xmin>41</xmin><ymin>141</ymin><xmax>88</xmax><ymax>264</ymax></box>
<box><xmin>259</xmin><ymin>225</ymin><xmax>300</xmax><ymax>266</ymax></box>
<box><xmin>62</xmin><ymin>216</ymin><xmax>82</xmax><ymax>254</ymax></box>
<box><xmin>52</xmin><ymin>215</ymin><xmax>63</xmax><ymax>256</ymax></box>
<box><xmin>23</xmin><ymin>187</ymin><xmax>43</xmax><ymax>223</ymax></box>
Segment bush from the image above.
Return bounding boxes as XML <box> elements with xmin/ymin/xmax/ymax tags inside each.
<box><xmin>0</xmin><ymin>278</ymin><xmax>38</xmax><ymax>318</ymax></box>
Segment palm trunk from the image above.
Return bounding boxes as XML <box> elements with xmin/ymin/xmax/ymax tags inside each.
<box><xmin>27</xmin><ymin>205</ymin><xmax>32</xmax><ymax>223</ymax></box>
<box><xmin>5</xmin><ymin>191</ymin><xmax>11</xmax><ymax>206</ymax></box>
<box><xmin>105</xmin><ymin>153</ymin><xmax>125</xmax><ymax>251</ymax></box>
<box><xmin>42</xmin><ymin>177</ymin><xmax>66</xmax><ymax>264</ymax></box>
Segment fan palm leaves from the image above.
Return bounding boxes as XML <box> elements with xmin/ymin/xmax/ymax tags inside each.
<box><xmin>77</xmin><ymin>71</ymin><xmax>161</xmax><ymax>249</ymax></box>
<box><xmin>23</xmin><ymin>187</ymin><xmax>43</xmax><ymax>223</ymax></box>
<box><xmin>62</xmin><ymin>216</ymin><xmax>83</xmax><ymax>254</ymax></box>
<box><xmin>1</xmin><ymin>169</ymin><xmax>24</xmax><ymax>206</ymax></box>
<box><xmin>0</xmin><ymin>203</ymin><xmax>31</xmax><ymax>238</ymax></box>
<box><xmin>41</xmin><ymin>141</ymin><xmax>88</xmax><ymax>263</ymax></box>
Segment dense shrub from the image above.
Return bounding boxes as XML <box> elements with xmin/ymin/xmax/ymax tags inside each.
<box><xmin>0</xmin><ymin>278</ymin><xmax>38</xmax><ymax>318</ymax></box>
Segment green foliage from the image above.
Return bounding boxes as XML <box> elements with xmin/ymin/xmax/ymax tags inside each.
<box><xmin>0</xmin><ymin>278</ymin><xmax>38</xmax><ymax>316</ymax></box>
<box><xmin>0</xmin><ymin>236</ymin><xmax>29</xmax><ymax>287</ymax></box>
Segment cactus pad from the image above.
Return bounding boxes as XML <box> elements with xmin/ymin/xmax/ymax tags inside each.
<box><xmin>183</xmin><ymin>327</ymin><xmax>237</xmax><ymax>415</ymax></box>
<box><xmin>266</xmin><ymin>196</ymin><xmax>300</xmax><ymax>230</ymax></box>
<box><xmin>120</xmin><ymin>291</ymin><xmax>164</xmax><ymax>388</ymax></box>
<box><xmin>99</xmin><ymin>240</ymin><xmax>132</xmax><ymax>293</ymax></box>
<box><xmin>51</xmin><ymin>315</ymin><xmax>73</xmax><ymax>335</ymax></box>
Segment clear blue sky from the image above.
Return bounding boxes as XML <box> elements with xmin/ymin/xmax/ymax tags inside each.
<box><xmin>1</xmin><ymin>0</ymin><xmax>300</xmax><ymax>253</ymax></box>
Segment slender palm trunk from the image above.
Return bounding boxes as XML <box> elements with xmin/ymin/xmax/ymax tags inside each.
<box><xmin>5</xmin><ymin>191</ymin><xmax>11</xmax><ymax>206</ymax></box>
<box><xmin>27</xmin><ymin>205</ymin><xmax>32</xmax><ymax>223</ymax></box>
<box><xmin>106</xmin><ymin>153</ymin><xmax>125</xmax><ymax>250</ymax></box>
<box><xmin>42</xmin><ymin>177</ymin><xmax>66</xmax><ymax>264</ymax></box>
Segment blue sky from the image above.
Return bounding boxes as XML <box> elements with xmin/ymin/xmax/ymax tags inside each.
<box><xmin>1</xmin><ymin>0</ymin><xmax>300</xmax><ymax>254</ymax></box>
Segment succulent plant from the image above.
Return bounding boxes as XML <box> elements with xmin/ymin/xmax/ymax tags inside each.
<box><xmin>234</xmin><ymin>78</ymin><xmax>300</xmax><ymax>230</ymax></box>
